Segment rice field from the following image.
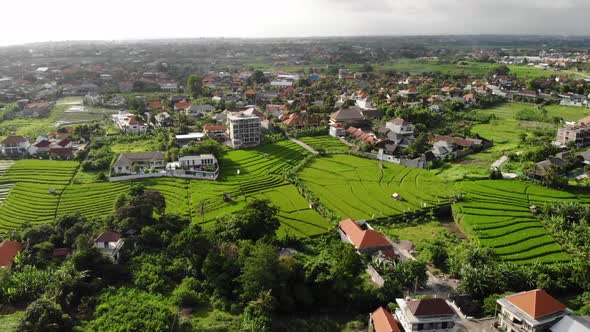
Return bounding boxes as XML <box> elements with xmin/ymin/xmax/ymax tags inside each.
<box><xmin>298</xmin><ymin>154</ymin><xmax>451</xmax><ymax>220</ymax></box>
<box><xmin>0</xmin><ymin>141</ymin><xmax>332</xmax><ymax>238</ymax></box>
<box><xmin>0</xmin><ymin>160</ymin><xmax>78</xmax><ymax>232</ymax></box>
<box><xmin>454</xmin><ymin>180</ymin><xmax>590</xmax><ymax>264</ymax></box>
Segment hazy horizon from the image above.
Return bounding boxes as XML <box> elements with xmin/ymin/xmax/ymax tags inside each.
<box><xmin>2</xmin><ymin>0</ymin><xmax>588</xmax><ymax>47</ymax></box>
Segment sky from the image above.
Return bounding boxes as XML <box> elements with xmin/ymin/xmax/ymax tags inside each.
<box><xmin>1</xmin><ymin>0</ymin><xmax>588</xmax><ymax>46</ymax></box>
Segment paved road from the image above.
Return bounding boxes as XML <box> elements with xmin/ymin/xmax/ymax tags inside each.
<box><xmin>288</xmin><ymin>137</ymin><xmax>319</xmax><ymax>155</ymax></box>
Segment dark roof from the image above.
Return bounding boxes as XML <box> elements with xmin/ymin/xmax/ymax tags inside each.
<box><xmin>407</xmin><ymin>298</ymin><xmax>456</xmax><ymax>317</ymax></box>
<box><xmin>2</xmin><ymin>136</ymin><xmax>28</xmax><ymax>144</ymax></box>
<box><xmin>330</xmin><ymin>107</ymin><xmax>364</xmax><ymax>121</ymax></box>
<box><xmin>95</xmin><ymin>232</ymin><xmax>121</xmax><ymax>243</ymax></box>
<box><xmin>52</xmin><ymin>248</ymin><xmax>71</xmax><ymax>257</ymax></box>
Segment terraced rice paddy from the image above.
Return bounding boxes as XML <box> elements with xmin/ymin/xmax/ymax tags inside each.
<box><xmin>0</xmin><ymin>141</ymin><xmax>331</xmax><ymax>238</ymax></box>
<box><xmin>454</xmin><ymin>180</ymin><xmax>590</xmax><ymax>264</ymax></box>
<box><xmin>0</xmin><ymin>160</ymin><xmax>15</xmax><ymax>204</ymax></box>
<box><xmin>0</xmin><ymin>160</ymin><xmax>78</xmax><ymax>232</ymax></box>
<box><xmin>297</xmin><ymin>136</ymin><xmax>351</xmax><ymax>153</ymax></box>
<box><xmin>191</xmin><ymin>140</ymin><xmax>331</xmax><ymax>237</ymax></box>
<box><xmin>298</xmin><ymin>154</ymin><xmax>451</xmax><ymax>220</ymax></box>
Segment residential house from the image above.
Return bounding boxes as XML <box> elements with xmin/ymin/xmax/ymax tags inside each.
<box><xmin>227</xmin><ymin>111</ymin><xmax>261</xmax><ymax>148</ymax></box>
<box><xmin>148</xmin><ymin>101</ymin><xmax>164</xmax><ymax>111</ymax></box>
<box><xmin>174</xmin><ymin>100</ymin><xmax>192</xmax><ymax>112</ymax></box>
<box><xmin>338</xmin><ymin>219</ymin><xmax>394</xmax><ymax>256</ymax></box>
<box><xmin>112</xmin><ymin>111</ymin><xmax>148</xmax><ymax>134</ymax></box>
<box><xmin>534</xmin><ymin>157</ymin><xmax>569</xmax><ymax>177</ymax></box>
<box><xmin>186</xmin><ymin>104</ymin><xmax>215</xmax><ymax>118</ymax></box>
<box><xmin>1</xmin><ymin>136</ymin><xmax>30</xmax><ymax>155</ymax></box>
<box><xmin>28</xmin><ymin>138</ymin><xmax>52</xmax><ymax>155</ymax></box>
<box><xmin>266</xmin><ymin>104</ymin><xmax>288</xmax><ymax>118</ymax></box>
<box><xmin>154</xmin><ymin>112</ymin><xmax>172</xmax><ymax>127</ymax></box>
<box><xmin>346</xmin><ymin>127</ymin><xmax>379</xmax><ymax>145</ymax></box>
<box><xmin>395</xmin><ymin>298</ymin><xmax>462</xmax><ymax>332</ymax></box>
<box><xmin>369</xmin><ymin>307</ymin><xmax>402</xmax><ymax>332</ymax></box>
<box><xmin>176</xmin><ymin>154</ymin><xmax>219</xmax><ymax>178</ymax></box>
<box><xmin>384</xmin><ymin>118</ymin><xmax>415</xmax><ymax>148</ymax></box>
<box><xmin>175</xmin><ymin>132</ymin><xmax>205</xmax><ymax>147</ymax></box>
<box><xmin>330</xmin><ymin>107</ymin><xmax>366</xmax><ymax>126</ymax></box>
<box><xmin>431</xmin><ymin>140</ymin><xmax>456</xmax><ymax>159</ymax></box>
<box><xmin>398</xmin><ymin>88</ymin><xmax>419</xmax><ymax>98</ymax></box>
<box><xmin>496</xmin><ymin>289</ymin><xmax>571</xmax><ymax>332</ymax></box>
<box><xmin>203</xmin><ymin>124</ymin><xmax>226</xmax><ymax>138</ymax></box>
<box><xmin>94</xmin><ymin>232</ymin><xmax>124</xmax><ymax>262</ymax></box>
<box><xmin>559</xmin><ymin>93</ymin><xmax>588</xmax><ymax>108</ymax></box>
<box><xmin>0</xmin><ymin>241</ymin><xmax>24</xmax><ymax>269</ymax></box>
<box><xmin>112</xmin><ymin>151</ymin><xmax>165</xmax><ymax>174</ymax></box>
<box><xmin>431</xmin><ymin>135</ymin><xmax>492</xmax><ymax>151</ymax></box>
<box><xmin>329</xmin><ymin>124</ymin><xmax>346</xmax><ymax>138</ymax></box>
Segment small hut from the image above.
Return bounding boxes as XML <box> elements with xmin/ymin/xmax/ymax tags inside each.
<box><xmin>391</xmin><ymin>193</ymin><xmax>401</xmax><ymax>201</ymax></box>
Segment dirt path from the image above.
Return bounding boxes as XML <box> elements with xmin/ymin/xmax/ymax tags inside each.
<box><xmin>288</xmin><ymin>137</ymin><xmax>319</xmax><ymax>155</ymax></box>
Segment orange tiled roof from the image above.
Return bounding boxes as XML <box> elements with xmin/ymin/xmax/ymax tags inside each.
<box><xmin>338</xmin><ymin>219</ymin><xmax>391</xmax><ymax>249</ymax></box>
<box><xmin>371</xmin><ymin>307</ymin><xmax>401</xmax><ymax>332</ymax></box>
<box><xmin>507</xmin><ymin>289</ymin><xmax>567</xmax><ymax>319</ymax></box>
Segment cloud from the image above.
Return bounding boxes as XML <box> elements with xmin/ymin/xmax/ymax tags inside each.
<box><xmin>0</xmin><ymin>0</ymin><xmax>589</xmax><ymax>46</ymax></box>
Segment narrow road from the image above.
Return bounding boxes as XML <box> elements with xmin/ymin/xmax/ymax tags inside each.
<box><xmin>288</xmin><ymin>137</ymin><xmax>319</xmax><ymax>155</ymax></box>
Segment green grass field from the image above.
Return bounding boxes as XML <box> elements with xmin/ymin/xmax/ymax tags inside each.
<box><xmin>450</xmin><ymin>103</ymin><xmax>590</xmax><ymax>168</ymax></box>
<box><xmin>0</xmin><ymin>311</ymin><xmax>24</xmax><ymax>332</ymax></box>
<box><xmin>298</xmin><ymin>154</ymin><xmax>451</xmax><ymax>220</ymax></box>
<box><xmin>298</xmin><ymin>136</ymin><xmax>351</xmax><ymax>153</ymax></box>
<box><xmin>454</xmin><ymin>180</ymin><xmax>590</xmax><ymax>264</ymax></box>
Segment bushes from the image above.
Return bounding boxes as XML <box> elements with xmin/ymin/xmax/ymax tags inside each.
<box><xmin>171</xmin><ymin>277</ymin><xmax>207</xmax><ymax>307</ymax></box>
<box><xmin>80</xmin><ymin>287</ymin><xmax>176</xmax><ymax>332</ymax></box>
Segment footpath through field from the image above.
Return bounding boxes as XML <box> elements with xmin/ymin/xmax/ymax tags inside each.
<box><xmin>287</xmin><ymin>136</ymin><xmax>319</xmax><ymax>155</ymax></box>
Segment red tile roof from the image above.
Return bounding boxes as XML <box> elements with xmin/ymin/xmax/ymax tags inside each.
<box><xmin>371</xmin><ymin>307</ymin><xmax>401</xmax><ymax>332</ymax></box>
<box><xmin>463</xmin><ymin>93</ymin><xmax>476</xmax><ymax>100</ymax></box>
<box><xmin>148</xmin><ymin>101</ymin><xmax>163</xmax><ymax>110</ymax></box>
<box><xmin>0</xmin><ymin>241</ymin><xmax>24</xmax><ymax>268</ymax></box>
<box><xmin>506</xmin><ymin>289</ymin><xmax>567</xmax><ymax>319</ymax></box>
<box><xmin>95</xmin><ymin>232</ymin><xmax>121</xmax><ymax>243</ymax></box>
<box><xmin>174</xmin><ymin>100</ymin><xmax>191</xmax><ymax>110</ymax></box>
<box><xmin>338</xmin><ymin>219</ymin><xmax>392</xmax><ymax>249</ymax></box>
<box><xmin>203</xmin><ymin>124</ymin><xmax>225</xmax><ymax>132</ymax></box>
<box><xmin>244</xmin><ymin>89</ymin><xmax>257</xmax><ymax>95</ymax></box>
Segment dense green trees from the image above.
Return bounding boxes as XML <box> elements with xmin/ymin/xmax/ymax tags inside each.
<box><xmin>18</xmin><ymin>298</ymin><xmax>73</xmax><ymax>332</ymax></box>
<box><xmin>186</xmin><ymin>75</ymin><xmax>203</xmax><ymax>98</ymax></box>
<box><xmin>81</xmin><ymin>287</ymin><xmax>176</xmax><ymax>332</ymax></box>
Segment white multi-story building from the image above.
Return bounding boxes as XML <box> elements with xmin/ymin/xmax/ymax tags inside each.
<box><xmin>395</xmin><ymin>298</ymin><xmax>461</xmax><ymax>332</ymax></box>
<box><xmin>177</xmin><ymin>154</ymin><xmax>219</xmax><ymax>179</ymax></box>
<box><xmin>227</xmin><ymin>112</ymin><xmax>261</xmax><ymax>148</ymax></box>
